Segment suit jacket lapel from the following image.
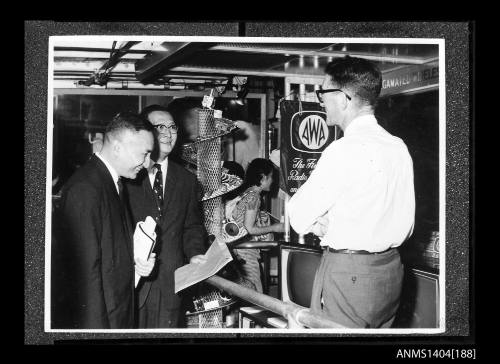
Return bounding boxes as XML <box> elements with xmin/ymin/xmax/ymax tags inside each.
<box><xmin>142</xmin><ymin>168</ymin><xmax>154</xmax><ymax>196</ymax></box>
<box><xmin>93</xmin><ymin>155</ymin><xmax>134</xmax><ymax>261</ymax></box>
<box><xmin>161</xmin><ymin>162</ymin><xmax>177</xmax><ymax>214</ymax></box>
<box><xmin>140</xmin><ymin>168</ymin><xmax>159</xmax><ymax>218</ymax></box>
<box><xmin>121</xmin><ymin>192</ymin><xmax>134</xmax><ymax>260</ymax></box>
<box><xmin>135</xmin><ymin>169</ymin><xmax>156</xmax><ymax>309</ymax></box>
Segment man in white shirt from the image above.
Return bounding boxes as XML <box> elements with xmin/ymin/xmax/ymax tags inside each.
<box><xmin>288</xmin><ymin>56</ymin><xmax>415</xmax><ymax>328</ymax></box>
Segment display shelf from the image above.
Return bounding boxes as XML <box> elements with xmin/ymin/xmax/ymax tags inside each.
<box><xmin>214</xmin><ymin>117</ymin><xmax>239</xmax><ymax>134</ymax></box>
<box><xmin>184</xmin><ymin>119</ymin><xmax>238</xmax><ymax>146</ymax></box>
<box><xmin>201</xmin><ymin>172</ymin><xmax>242</xmax><ymax>201</ymax></box>
<box><xmin>186</xmin><ymin>298</ymin><xmax>236</xmax><ymax>315</ymax></box>
<box><xmin>179</xmin><ymin>111</ymin><xmax>242</xmax><ymax>202</ymax></box>
<box><xmin>180</xmin><ymin>117</ymin><xmax>239</xmax><ymax>166</ymax></box>
<box><xmin>180</xmin><ymin>149</ymin><xmax>197</xmax><ymax>166</ymax></box>
<box><xmin>185</xmin><ymin>296</ymin><xmax>237</xmax><ymax>329</ymax></box>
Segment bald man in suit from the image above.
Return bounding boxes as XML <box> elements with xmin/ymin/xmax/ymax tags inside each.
<box><xmin>52</xmin><ymin>112</ymin><xmax>157</xmax><ymax>329</ymax></box>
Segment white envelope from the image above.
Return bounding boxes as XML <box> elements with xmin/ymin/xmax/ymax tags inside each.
<box><xmin>133</xmin><ymin>216</ymin><xmax>157</xmax><ymax>287</ymax></box>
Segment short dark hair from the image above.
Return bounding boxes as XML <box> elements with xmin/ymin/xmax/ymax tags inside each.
<box><xmin>104</xmin><ymin>111</ymin><xmax>153</xmax><ymax>140</ymax></box>
<box><xmin>166</xmin><ymin>97</ymin><xmax>199</xmax><ymax>122</ymax></box>
<box><xmin>324</xmin><ymin>56</ymin><xmax>382</xmax><ymax>107</ymax></box>
<box><xmin>242</xmin><ymin>158</ymin><xmax>276</xmax><ymax>190</ymax></box>
<box><xmin>166</xmin><ymin>98</ymin><xmax>200</xmax><ymax>144</ymax></box>
<box><xmin>140</xmin><ymin>104</ymin><xmax>172</xmax><ymax>121</ymax></box>
<box><xmin>223</xmin><ymin>161</ymin><xmax>245</xmax><ymax>180</ymax></box>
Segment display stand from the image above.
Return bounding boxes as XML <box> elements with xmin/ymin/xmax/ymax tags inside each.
<box><xmin>180</xmin><ymin>110</ymin><xmax>242</xmax><ymax>237</ymax></box>
<box><xmin>180</xmin><ymin>96</ymin><xmax>243</xmax><ymax>328</ymax></box>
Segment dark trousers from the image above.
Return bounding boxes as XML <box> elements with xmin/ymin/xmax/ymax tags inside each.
<box><xmin>137</xmin><ymin>284</ymin><xmax>182</xmax><ymax>328</ymax></box>
<box><xmin>310</xmin><ymin>248</ymin><xmax>403</xmax><ymax>328</ymax></box>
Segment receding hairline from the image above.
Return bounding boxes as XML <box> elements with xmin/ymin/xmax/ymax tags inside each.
<box><xmin>104</xmin><ymin>126</ymin><xmax>152</xmax><ymax>144</ymax></box>
<box><xmin>146</xmin><ymin>109</ymin><xmax>174</xmax><ymax>121</ymax></box>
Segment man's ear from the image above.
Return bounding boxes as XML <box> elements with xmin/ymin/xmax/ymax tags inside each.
<box><xmin>111</xmin><ymin>138</ymin><xmax>121</xmax><ymax>156</ymax></box>
<box><xmin>340</xmin><ymin>93</ymin><xmax>350</xmax><ymax>111</ymax></box>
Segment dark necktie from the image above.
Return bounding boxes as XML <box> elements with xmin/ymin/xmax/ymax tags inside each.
<box><xmin>153</xmin><ymin>164</ymin><xmax>164</xmax><ymax>221</ymax></box>
<box><xmin>117</xmin><ymin>177</ymin><xmax>132</xmax><ymax>239</ymax></box>
<box><xmin>117</xmin><ymin>178</ymin><xmax>124</xmax><ymax>202</ymax></box>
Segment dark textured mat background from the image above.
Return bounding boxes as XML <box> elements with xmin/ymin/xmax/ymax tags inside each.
<box><xmin>24</xmin><ymin>21</ymin><xmax>471</xmax><ymax>344</ymax></box>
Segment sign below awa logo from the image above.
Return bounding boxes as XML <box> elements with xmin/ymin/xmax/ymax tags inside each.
<box><xmin>298</xmin><ymin>115</ymin><xmax>329</xmax><ymax>150</ymax></box>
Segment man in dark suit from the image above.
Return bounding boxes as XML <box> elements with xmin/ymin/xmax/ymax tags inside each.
<box><xmin>52</xmin><ymin>112</ymin><xmax>157</xmax><ymax>329</ymax></box>
<box><xmin>125</xmin><ymin>105</ymin><xmax>207</xmax><ymax>328</ymax></box>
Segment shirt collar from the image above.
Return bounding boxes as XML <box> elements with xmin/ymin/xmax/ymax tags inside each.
<box><xmin>95</xmin><ymin>152</ymin><xmax>120</xmax><ymax>190</ymax></box>
<box><xmin>149</xmin><ymin>157</ymin><xmax>169</xmax><ymax>174</ymax></box>
<box><xmin>343</xmin><ymin>114</ymin><xmax>378</xmax><ymax>136</ymax></box>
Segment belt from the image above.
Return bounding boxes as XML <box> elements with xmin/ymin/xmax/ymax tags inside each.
<box><xmin>326</xmin><ymin>247</ymin><xmax>395</xmax><ymax>255</ymax></box>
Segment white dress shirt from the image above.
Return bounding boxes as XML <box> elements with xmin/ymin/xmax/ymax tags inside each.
<box><xmin>148</xmin><ymin>158</ymin><xmax>168</xmax><ymax>195</ymax></box>
<box><xmin>95</xmin><ymin>152</ymin><xmax>120</xmax><ymax>195</ymax></box>
<box><xmin>288</xmin><ymin>114</ymin><xmax>415</xmax><ymax>252</ymax></box>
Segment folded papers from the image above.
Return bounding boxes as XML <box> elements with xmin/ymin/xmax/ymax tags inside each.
<box><xmin>133</xmin><ymin>216</ymin><xmax>157</xmax><ymax>287</ymax></box>
<box><xmin>174</xmin><ymin>239</ymin><xmax>233</xmax><ymax>293</ymax></box>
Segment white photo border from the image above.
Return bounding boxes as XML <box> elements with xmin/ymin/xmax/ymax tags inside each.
<box><xmin>45</xmin><ymin>35</ymin><xmax>446</xmax><ymax>335</ymax></box>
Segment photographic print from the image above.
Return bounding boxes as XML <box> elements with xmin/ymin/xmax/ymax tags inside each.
<box><xmin>43</xmin><ymin>34</ymin><xmax>448</xmax><ymax>336</ymax></box>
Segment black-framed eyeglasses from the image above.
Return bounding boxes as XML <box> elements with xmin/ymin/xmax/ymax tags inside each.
<box><xmin>154</xmin><ymin>124</ymin><xmax>178</xmax><ymax>134</ymax></box>
<box><xmin>315</xmin><ymin>89</ymin><xmax>352</xmax><ymax>103</ymax></box>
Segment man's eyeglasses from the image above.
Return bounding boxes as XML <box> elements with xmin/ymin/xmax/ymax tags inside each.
<box><xmin>315</xmin><ymin>89</ymin><xmax>352</xmax><ymax>103</ymax></box>
<box><xmin>154</xmin><ymin>124</ymin><xmax>178</xmax><ymax>134</ymax></box>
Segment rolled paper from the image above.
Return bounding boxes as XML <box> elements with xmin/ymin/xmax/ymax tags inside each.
<box><xmin>134</xmin><ymin>216</ymin><xmax>157</xmax><ymax>287</ymax></box>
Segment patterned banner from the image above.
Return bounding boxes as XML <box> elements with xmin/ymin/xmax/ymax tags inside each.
<box><xmin>279</xmin><ymin>100</ymin><xmax>337</xmax><ymax>196</ymax></box>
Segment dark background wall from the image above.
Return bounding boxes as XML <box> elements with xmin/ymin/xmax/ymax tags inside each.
<box><xmin>377</xmin><ymin>90</ymin><xmax>440</xmax><ymax>255</ymax></box>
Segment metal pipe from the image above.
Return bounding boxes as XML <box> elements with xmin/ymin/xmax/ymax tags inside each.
<box><xmin>82</xmin><ymin>41</ymin><xmax>140</xmax><ymax>86</ymax></box>
<box><xmin>205</xmin><ymin>275</ymin><xmax>345</xmax><ymax>328</ymax></box>
<box><xmin>171</xmin><ymin>66</ymin><xmax>322</xmax><ymax>79</ymax></box>
<box><xmin>229</xmin><ymin>241</ymin><xmax>278</xmax><ymax>249</ymax></box>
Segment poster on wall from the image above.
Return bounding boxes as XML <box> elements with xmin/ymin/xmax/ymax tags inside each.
<box><xmin>279</xmin><ymin>100</ymin><xmax>337</xmax><ymax>196</ymax></box>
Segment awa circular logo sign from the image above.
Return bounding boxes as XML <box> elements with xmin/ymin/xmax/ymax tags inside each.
<box><xmin>298</xmin><ymin>114</ymin><xmax>329</xmax><ymax>150</ymax></box>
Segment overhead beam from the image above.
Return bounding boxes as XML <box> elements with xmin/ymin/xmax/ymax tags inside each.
<box><xmin>54</xmin><ymin>60</ymin><xmax>136</xmax><ymax>73</ymax></box>
<box><xmin>172</xmin><ymin>57</ymin><xmax>438</xmax><ymax>79</ymax></box>
<box><xmin>171</xmin><ymin>65</ymin><xmax>324</xmax><ymax>79</ymax></box>
<box><xmin>54</xmin><ymin>46</ymin><xmax>148</xmax><ymax>54</ymax></box>
<box><xmin>54</xmin><ymin>51</ymin><xmax>145</xmax><ymax>60</ymax></box>
<box><xmin>135</xmin><ymin>42</ymin><xmax>216</xmax><ymax>84</ymax></box>
<box><xmin>161</xmin><ymin>73</ymin><xmax>228</xmax><ymax>81</ymax></box>
<box><xmin>210</xmin><ymin>44</ymin><xmax>436</xmax><ymax>65</ymax></box>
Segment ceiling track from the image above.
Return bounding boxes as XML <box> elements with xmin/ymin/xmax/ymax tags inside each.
<box><xmin>171</xmin><ymin>66</ymin><xmax>324</xmax><ymax>79</ymax></box>
<box><xmin>135</xmin><ymin>42</ymin><xmax>217</xmax><ymax>84</ymax></box>
<box><xmin>209</xmin><ymin>45</ymin><xmax>434</xmax><ymax>65</ymax></box>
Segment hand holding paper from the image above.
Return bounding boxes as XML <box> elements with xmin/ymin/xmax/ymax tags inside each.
<box><xmin>135</xmin><ymin>253</ymin><xmax>156</xmax><ymax>276</ymax></box>
<box><xmin>134</xmin><ymin>216</ymin><xmax>157</xmax><ymax>287</ymax></box>
<box><xmin>175</xmin><ymin>239</ymin><xmax>233</xmax><ymax>293</ymax></box>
